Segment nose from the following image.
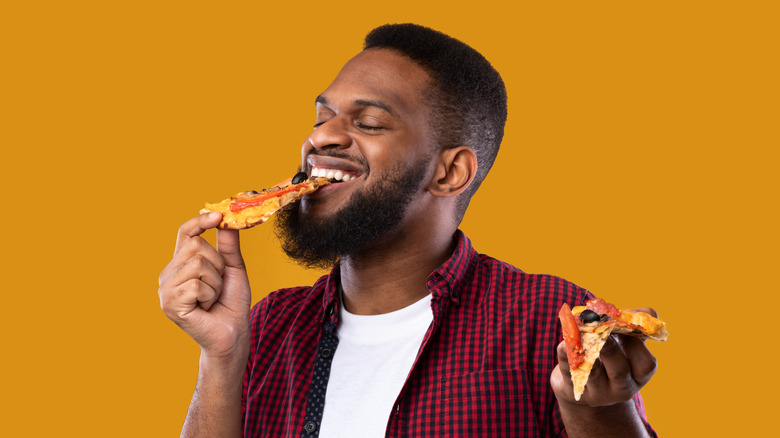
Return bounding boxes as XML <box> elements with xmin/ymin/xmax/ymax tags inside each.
<box><xmin>305</xmin><ymin>117</ymin><xmax>352</xmax><ymax>153</ymax></box>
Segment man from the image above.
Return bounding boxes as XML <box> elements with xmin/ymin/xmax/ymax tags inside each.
<box><xmin>159</xmin><ymin>24</ymin><xmax>659</xmax><ymax>437</ymax></box>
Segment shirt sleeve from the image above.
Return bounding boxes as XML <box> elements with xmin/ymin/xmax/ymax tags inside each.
<box><xmin>633</xmin><ymin>392</ymin><xmax>659</xmax><ymax>437</ymax></box>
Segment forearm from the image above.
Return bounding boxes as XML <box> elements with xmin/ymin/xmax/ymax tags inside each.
<box><xmin>558</xmin><ymin>399</ymin><xmax>653</xmax><ymax>438</ymax></box>
<box><xmin>181</xmin><ymin>354</ymin><xmax>246</xmax><ymax>438</ymax></box>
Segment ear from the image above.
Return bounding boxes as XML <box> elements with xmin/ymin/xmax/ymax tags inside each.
<box><xmin>428</xmin><ymin>146</ymin><xmax>478</xmax><ymax>198</ymax></box>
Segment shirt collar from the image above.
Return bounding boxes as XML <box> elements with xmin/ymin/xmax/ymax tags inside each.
<box><xmin>320</xmin><ymin>263</ymin><xmax>341</xmax><ymax>324</ymax></box>
<box><xmin>319</xmin><ymin>230</ymin><xmax>478</xmax><ymax>319</ymax></box>
<box><xmin>425</xmin><ymin>230</ymin><xmax>478</xmax><ymax>304</ymax></box>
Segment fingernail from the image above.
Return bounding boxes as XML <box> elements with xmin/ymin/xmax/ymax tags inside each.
<box><xmin>208</xmin><ymin>212</ymin><xmax>220</xmax><ymax>220</ymax></box>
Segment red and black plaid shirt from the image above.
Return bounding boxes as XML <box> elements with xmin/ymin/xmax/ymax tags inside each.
<box><xmin>242</xmin><ymin>231</ymin><xmax>655</xmax><ymax>437</ymax></box>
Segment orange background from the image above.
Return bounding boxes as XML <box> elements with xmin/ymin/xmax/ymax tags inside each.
<box><xmin>2</xmin><ymin>1</ymin><xmax>777</xmax><ymax>436</ymax></box>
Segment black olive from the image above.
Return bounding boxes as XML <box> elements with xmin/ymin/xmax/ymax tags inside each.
<box><xmin>291</xmin><ymin>172</ymin><xmax>307</xmax><ymax>184</ymax></box>
<box><xmin>579</xmin><ymin>309</ymin><xmax>601</xmax><ymax>324</ymax></box>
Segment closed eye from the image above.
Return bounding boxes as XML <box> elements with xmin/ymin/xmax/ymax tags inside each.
<box><xmin>356</xmin><ymin>122</ymin><xmax>383</xmax><ymax>131</ymax></box>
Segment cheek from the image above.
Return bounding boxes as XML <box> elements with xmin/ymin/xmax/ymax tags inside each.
<box><xmin>365</xmin><ymin>136</ymin><xmax>431</xmax><ymax>173</ymax></box>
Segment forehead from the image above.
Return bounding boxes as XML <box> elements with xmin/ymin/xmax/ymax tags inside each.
<box><xmin>319</xmin><ymin>49</ymin><xmax>433</xmax><ymax>114</ymax></box>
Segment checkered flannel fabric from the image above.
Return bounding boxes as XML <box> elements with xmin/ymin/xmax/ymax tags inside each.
<box><xmin>241</xmin><ymin>231</ymin><xmax>656</xmax><ymax>437</ymax></box>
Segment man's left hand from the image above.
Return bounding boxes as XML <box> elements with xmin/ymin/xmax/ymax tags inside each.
<box><xmin>550</xmin><ymin>307</ymin><xmax>658</xmax><ymax>406</ymax></box>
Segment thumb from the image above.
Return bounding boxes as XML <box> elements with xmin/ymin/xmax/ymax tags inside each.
<box><xmin>630</xmin><ymin>307</ymin><xmax>658</xmax><ymax>318</ymax></box>
<box><xmin>216</xmin><ymin>228</ymin><xmax>245</xmax><ymax>269</ymax></box>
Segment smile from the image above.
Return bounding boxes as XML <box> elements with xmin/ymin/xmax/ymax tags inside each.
<box><xmin>311</xmin><ymin>167</ymin><xmax>360</xmax><ymax>182</ymax></box>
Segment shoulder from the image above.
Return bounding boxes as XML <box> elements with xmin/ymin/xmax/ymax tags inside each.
<box><xmin>470</xmin><ymin>253</ymin><xmax>594</xmax><ymax>308</ymax></box>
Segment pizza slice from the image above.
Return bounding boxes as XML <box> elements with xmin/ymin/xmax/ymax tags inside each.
<box><xmin>200</xmin><ymin>173</ymin><xmax>331</xmax><ymax>230</ymax></box>
<box><xmin>559</xmin><ymin>298</ymin><xmax>668</xmax><ymax>401</ymax></box>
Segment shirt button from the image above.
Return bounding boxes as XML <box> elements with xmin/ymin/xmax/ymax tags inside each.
<box><xmin>304</xmin><ymin>421</ymin><xmax>317</xmax><ymax>434</ymax></box>
<box><xmin>321</xmin><ymin>348</ymin><xmax>332</xmax><ymax>358</ymax></box>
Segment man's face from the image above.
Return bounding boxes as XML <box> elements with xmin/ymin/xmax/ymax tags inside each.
<box><xmin>274</xmin><ymin>49</ymin><xmax>439</xmax><ymax>268</ymax></box>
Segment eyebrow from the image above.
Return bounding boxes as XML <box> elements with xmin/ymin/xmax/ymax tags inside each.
<box><xmin>315</xmin><ymin>95</ymin><xmax>395</xmax><ymax>116</ymax></box>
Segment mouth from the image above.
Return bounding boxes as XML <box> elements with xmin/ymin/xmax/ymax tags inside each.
<box><xmin>306</xmin><ymin>155</ymin><xmax>365</xmax><ymax>184</ymax></box>
<box><xmin>304</xmin><ymin>156</ymin><xmax>364</xmax><ymax>201</ymax></box>
<box><xmin>311</xmin><ymin>167</ymin><xmax>360</xmax><ymax>182</ymax></box>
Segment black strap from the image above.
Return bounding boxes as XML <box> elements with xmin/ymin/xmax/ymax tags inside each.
<box><xmin>300</xmin><ymin>320</ymin><xmax>339</xmax><ymax>437</ymax></box>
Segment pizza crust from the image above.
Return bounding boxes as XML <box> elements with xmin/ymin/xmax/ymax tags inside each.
<box><xmin>613</xmin><ymin>311</ymin><xmax>669</xmax><ymax>341</ymax></box>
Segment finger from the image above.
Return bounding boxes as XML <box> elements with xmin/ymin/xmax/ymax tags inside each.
<box><xmin>630</xmin><ymin>307</ymin><xmax>658</xmax><ymax>318</ymax></box>
<box><xmin>618</xmin><ymin>334</ymin><xmax>658</xmax><ymax>387</ymax></box>
<box><xmin>556</xmin><ymin>341</ymin><xmax>572</xmax><ymax>376</ymax></box>
<box><xmin>553</xmin><ymin>342</ymin><xmax>575</xmax><ymax>398</ymax></box>
<box><xmin>176</xmin><ymin>236</ymin><xmax>227</xmax><ymax>274</ymax></box>
<box><xmin>162</xmin><ymin>278</ymin><xmax>218</xmax><ymax>320</ymax></box>
<box><xmin>594</xmin><ymin>335</ymin><xmax>632</xmax><ymax>383</ymax></box>
<box><xmin>159</xmin><ymin>236</ymin><xmax>226</xmax><ymax>286</ymax></box>
<box><xmin>549</xmin><ymin>364</ymin><xmax>574</xmax><ymax>400</ymax></box>
<box><xmin>174</xmin><ymin>212</ymin><xmax>223</xmax><ymax>255</ymax></box>
<box><xmin>167</xmin><ymin>254</ymin><xmax>224</xmax><ymax>300</ymax></box>
<box><xmin>216</xmin><ymin>228</ymin><xmax>245</xmax><ymax>269</ymax></box>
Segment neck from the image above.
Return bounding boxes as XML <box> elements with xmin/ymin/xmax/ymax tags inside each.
<box><xmin>339</xmin><ymin>224</ymin><xmax>456</xmax><ymax>315</ymax></box>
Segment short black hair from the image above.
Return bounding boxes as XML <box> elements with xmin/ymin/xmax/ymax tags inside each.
<box><xmin>364</xmin><ymin>23</ymin><xmax>507</xmax><ymax>220</ymax></box>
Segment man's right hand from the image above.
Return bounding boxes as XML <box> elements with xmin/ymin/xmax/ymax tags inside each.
<box><xmin>158</xmin><ymin>212</ymin><xmax>251</xmax><ymax>366</ymax></box>
<box><xmin>159</xmin><ymin>212</ymin><xmax>250</xmax><ymax>437</ymax></box>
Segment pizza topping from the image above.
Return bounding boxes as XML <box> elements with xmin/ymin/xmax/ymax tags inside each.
<box><xmin>584</xmin><ymin>298</ymin><xmax>621</xmax><ymax>319</ymax></box>
<box><xmin>559</xmin><ymin>303</ymin><xmax>585</xmax><ymax>369</ymax></box>
<box><xmin>579</xmin><ymin>309</ymin><xmax>602</xmax><ymax>324</ymax></box>
<box><xmin>292</xmin><ymin>172</ymin><xmax>308</xmax><ymax>184</ymax></box>
<box><xmin>229</xmin><ymin>183</ymin><xmax>309</xmax><ymax>212</ymax></box>
<box><xmin>599</xmin><ymin>319</ymin><xmax>646</xmax><ymax>334</ymax></box>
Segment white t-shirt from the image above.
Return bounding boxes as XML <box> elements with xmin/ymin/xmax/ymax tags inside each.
<box><xmin>318</xmin><ymin>294</ymin><xmax>433</xmax><ymax>438</ymax></box>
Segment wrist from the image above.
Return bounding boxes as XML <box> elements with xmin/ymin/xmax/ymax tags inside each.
<box><xmin>198</xmin><ymin>348</ymin><xmax>248</xmax><ymax>387</ymax></box>
<box><xmin>558</xmin><ymin>397</ymin><xmax>630</xmax><ymax>416</ymax></box>
<box><xmin>557</xmin><ymin>398</ymin><xmax>651</xmax><ymax>438</ymax></box>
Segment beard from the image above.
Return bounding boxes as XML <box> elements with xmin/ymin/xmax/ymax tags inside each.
<box><xmin>274</xmin><ymin>157</ymin><xmax>430</xmax><ymax>270</ymax></box>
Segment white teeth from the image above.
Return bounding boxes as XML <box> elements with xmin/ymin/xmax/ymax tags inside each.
<box><xmin>312</xmin><ymin>167</ymin><xmax>355</xmax><ymax>181</ymax></box>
